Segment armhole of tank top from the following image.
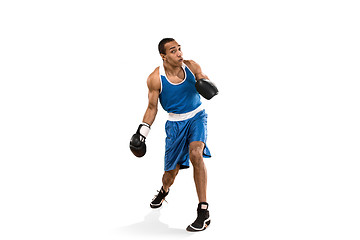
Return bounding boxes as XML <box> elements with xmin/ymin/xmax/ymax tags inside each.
<box><xmin>182</xmin><ymin>64</ymin><xmax>187</xmax><ymax>83</ymax></box>
<box><xmin>158</xmin><ymin>66</ymin><xmax>163</xmax><ymax>94</ymax></box>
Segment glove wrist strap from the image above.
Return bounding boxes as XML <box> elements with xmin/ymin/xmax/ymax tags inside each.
<box><xmin>139</xmin><ymin>123</ymin><xmax>151</xmax><ymax>138</ymax></box>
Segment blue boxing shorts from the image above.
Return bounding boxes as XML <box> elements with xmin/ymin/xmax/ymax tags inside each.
<box><xmin>164</xmin><ymin>109</ymin><xmax>211</xmax><ymax>171</ymax></box>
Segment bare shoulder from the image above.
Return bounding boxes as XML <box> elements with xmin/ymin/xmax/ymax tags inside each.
<box><xmin>184</xmin><ymin>59</ymin><xmax>208</xmax><ymax>80</ymax></box>
<box><xmin>147</xmin><ymin>67</ymin><xmax>161</xmax><ymax>91</ymax></box>
<box><xmin>184</xmin><ymin>59</ymin><xmax>201</xmax><ymax>73</ymax></box>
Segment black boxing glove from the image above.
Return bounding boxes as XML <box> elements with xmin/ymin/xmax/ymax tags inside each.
<box><xmin>195</xmin><ymin>78</ymin><xmax>219</xmax><ymax>100</ymax></box>
<box><xmin>130</xmin><ymin>123</ymin><xmax>150</xmax><ymax>157</ymax></box>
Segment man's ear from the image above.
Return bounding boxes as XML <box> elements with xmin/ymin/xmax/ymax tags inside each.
<box><xmin>160</xmin><ymin>53</ymin><xmax>166</xmax><ymax>61</ymax></box>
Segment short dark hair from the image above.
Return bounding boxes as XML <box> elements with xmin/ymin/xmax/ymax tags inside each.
<box><xmin>158</xmin><ymin>38</ymin><xmax>175</xmax><ymax>55</ymax></box>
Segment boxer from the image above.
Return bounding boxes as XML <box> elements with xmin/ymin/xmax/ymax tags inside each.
<box><xmin>130</xmin><ymin>38</ymin><xmax>218</xmax><ymax>232</ymax></box>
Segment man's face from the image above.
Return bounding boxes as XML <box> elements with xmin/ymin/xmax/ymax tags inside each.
<box><xmin>162</xmin><ymin>41</ymin><xmax>183</xmax><ymax>66</ymax></box>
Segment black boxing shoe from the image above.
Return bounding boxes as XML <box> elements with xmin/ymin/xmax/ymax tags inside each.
<box><xmin>150</xmin><ymin>186</ymin><xmax>169</xmax><ymax>209</ymax></box>
<box><xmin>186</xmin><ymin>202</ymin><xmax>211</xmax><ymax>232</ymax></box>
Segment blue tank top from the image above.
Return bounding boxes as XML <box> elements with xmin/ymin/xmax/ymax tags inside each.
<box><xmin>159</xmin><ymin>63</ymin><xmax>202</xmax><ymax>114</ymax></box>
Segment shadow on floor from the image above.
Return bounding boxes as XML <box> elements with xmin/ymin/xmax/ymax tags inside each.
<box><xmin>116</xmin><ymin>208</ymin><xmax>193</xmax><ymax>238</ymax></box>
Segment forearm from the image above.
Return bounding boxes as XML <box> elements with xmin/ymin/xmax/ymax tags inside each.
<box><xmin>142</xmin><ymin>106</ymin><xmax>158</xmax><ymax>126</ymax></box>
<box><xmin>130</xmin><ymin>105</ymin><xmax>156</xmax><ymax>158</ymax></box>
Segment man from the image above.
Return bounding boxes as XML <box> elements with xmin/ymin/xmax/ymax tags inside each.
<box><xmin>129</xmin><ymin>38</ymin><xmax>218</xmax><ymax>232</ymax></box>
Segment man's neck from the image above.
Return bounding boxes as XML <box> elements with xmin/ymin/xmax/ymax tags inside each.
<box><xmin>163</xmin><ymin>61</ymin><xmax>182</xmax><ymax>76</ymax></box>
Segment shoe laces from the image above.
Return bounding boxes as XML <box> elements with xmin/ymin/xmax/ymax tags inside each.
<box><xmin>152</xmin><ymin>190</ymin><xmax>168</xmax><ymax>203</ymax></box>
<box><xmin>194</xmin><ymin>209</ymin><xmax>208</xmax><ymax>222</ymax></box>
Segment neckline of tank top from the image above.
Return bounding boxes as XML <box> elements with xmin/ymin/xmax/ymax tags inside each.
<box><xmin>161</xmin><ymin>64</ymin><xmax>187</xmax><ymax>86</ymax></box>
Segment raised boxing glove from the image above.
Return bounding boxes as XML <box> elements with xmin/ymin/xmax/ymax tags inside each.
<box><xmin>195</xmin><ymin>78</ymin><xmax>218</xmax><ymax>100</ymax></box>
<box><xmin>130</xmin><ymin>123</ymin><xmax>150</xmax><ymax>157</ymax></box>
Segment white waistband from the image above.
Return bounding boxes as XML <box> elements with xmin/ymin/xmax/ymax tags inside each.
<box><xmin>168</xmin><ymin>105</ymin><xmax>204</xmax><ymax>121</ymax></box>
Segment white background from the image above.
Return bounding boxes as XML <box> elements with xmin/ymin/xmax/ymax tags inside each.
<box><xmin>1</xmin><ymin>0</ymin><xmax>359</xmax><ymax>239</ymax></box>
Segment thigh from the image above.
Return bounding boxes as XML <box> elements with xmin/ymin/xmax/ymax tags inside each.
<box><xmin>164</xmin><ymin>121</ymin><xmax>190</xmax><ymax>171</ymax></box>
<box><xmin>188</xmin><ymin>111</ymin><xmax>208</xmax><ymax>144</ymax></box>
<box><xmin>188</xmin><ymin>111</ymin><xmax>212</xmax><ymax>158</ymax></box>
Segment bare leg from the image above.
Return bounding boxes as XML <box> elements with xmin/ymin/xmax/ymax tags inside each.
<box><xmin>162</xmin><ymin>164</ymin><xmax>180</xmax><ymax>192</ymax></box>
<box><xmin>189</xmin><ymin>141</ymin><xmax>207</xmax><ymax>203</ymax></box>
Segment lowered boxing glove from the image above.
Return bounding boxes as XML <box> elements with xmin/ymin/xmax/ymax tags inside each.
<box><xmin>130</xmin><ymin>123</ymin><xmax>150</xmax><ymax>157</ymax></box>
<box><xmin>195</xmin><ymin>79</ymin><xmax>218</xmax><ymax>100</ymax></box>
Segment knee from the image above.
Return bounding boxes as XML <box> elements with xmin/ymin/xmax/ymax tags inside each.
<box><xmin>190</xmin><ymin>147</ymin><xmax>203</xmax><ymax>167</ymax></box>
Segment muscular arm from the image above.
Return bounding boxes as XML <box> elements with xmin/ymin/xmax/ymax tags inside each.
<box><xmin>184</xmin><ymin>60</ymin><xmax>209</xmax><ymax>80</ymax></box>
<box><xmin>142</xmin><ymin>68</ymin><xmax>161</xmax><ymax>126</ymax></box>
<box><xmin>185</xmin><ymin>60</ymin><xmax>218</xmax><ymax>100</ymax></box>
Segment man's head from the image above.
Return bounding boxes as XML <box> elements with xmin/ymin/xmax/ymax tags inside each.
<box><xmin>158</xmin><ymin>38</ymin><xmax>183</xmax><ymax>66</ymax></box>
